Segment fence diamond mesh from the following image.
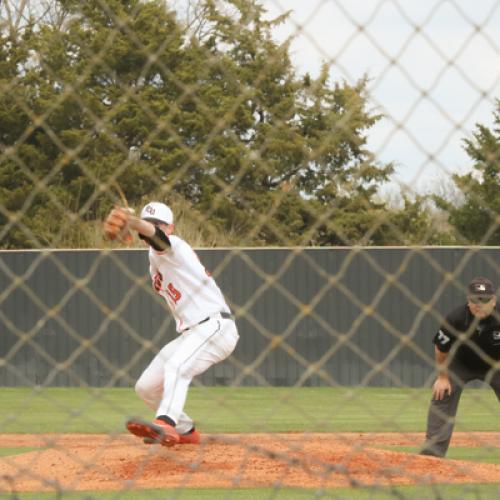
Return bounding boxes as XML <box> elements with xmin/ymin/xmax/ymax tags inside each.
<box><xmin>0</xmin><ymin>0</ymin><xmax>499</xmax><ymax>497</ymax></box>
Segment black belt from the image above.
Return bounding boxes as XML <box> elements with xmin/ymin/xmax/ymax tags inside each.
<box><xmin>184</xmin><ymin>312</ymin><xmax>234</xmax><ymax>331</ymax></box>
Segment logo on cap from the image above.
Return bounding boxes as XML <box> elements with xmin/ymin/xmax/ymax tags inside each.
<box><xmin>468</xmin><ymin>277</ymin><xmax>495</xmax><ymax>297</ymax></box>
<box><xmin>145</xmin><ymin>205</ymin><xmax>155</xmax><ymax>215</ymax></box>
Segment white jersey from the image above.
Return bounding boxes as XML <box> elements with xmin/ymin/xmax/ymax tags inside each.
<box><xmin>147</xmin><ymin>235</ymin><xmax>231</xmax><ymax>332</ymax></box>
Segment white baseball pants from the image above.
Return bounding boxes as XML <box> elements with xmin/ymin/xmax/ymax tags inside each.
<box><xmin>134</xmin><ymin>314</ymin><xmax>239</xmax><ymax>434</ymax></box>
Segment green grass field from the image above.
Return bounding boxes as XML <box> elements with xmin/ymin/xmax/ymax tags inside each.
<box><xmin>5</xmin><ymin>485</ymin><xmax>500</xmax><ymax>500</ymax></box>
<box><xmin>2</xmin><ymin>386</ymin><xmax>499</xmax><ymax>434</ymax></box>
<box><xmin>1</xmin><ymin>386</ymin><xmax>499</xmax><ymax>499</ymax></box>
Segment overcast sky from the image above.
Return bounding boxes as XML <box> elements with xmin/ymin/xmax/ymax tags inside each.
<box><xmin>261</xmin><ymin>0</ymin><xmax>500</xmax><ymax>193</ymax></box>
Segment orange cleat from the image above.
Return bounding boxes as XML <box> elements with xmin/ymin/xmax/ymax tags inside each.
<box><xmin>178</xmin><ymin>429</ymin><xmax>201</xmax><ymax>444</ymax></box>
<box><xmin>143</xmin><ymin>428</ymin><xmax>200</xmax><ymax>445</ymax></box>
<box><xmin>126</xmin><ymin>418</ymin><xmax>180</xmax><ymax>447</ymax></box>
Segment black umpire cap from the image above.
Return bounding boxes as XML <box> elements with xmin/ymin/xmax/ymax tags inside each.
<box><xmin>467</xmin><ymin>277</ymin><xmax>495</xmax><ymax>298</ymax></box>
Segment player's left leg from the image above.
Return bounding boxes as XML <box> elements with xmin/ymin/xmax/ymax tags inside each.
<box><xmin>156</xmin><ymin>316</ymin><xmax>239</xmax><ymax>426</ymax></box>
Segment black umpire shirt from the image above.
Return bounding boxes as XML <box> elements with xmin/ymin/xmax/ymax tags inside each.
<box><xmin>433</xmin><ymin>303</ymin><xmax>500</xmax><ymax>373</ymax></box>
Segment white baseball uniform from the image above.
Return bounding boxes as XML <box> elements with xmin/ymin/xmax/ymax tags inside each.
<box><xmin>134</xmin><ymin>234</ymin><xmax>239</xmax><ymax>433</ymax></box>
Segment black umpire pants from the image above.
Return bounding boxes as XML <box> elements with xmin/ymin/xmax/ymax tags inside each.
<box><xmin>420</xmin><ymin>363</ymin><xmax>500</xmax><ymax>457</ymax></box>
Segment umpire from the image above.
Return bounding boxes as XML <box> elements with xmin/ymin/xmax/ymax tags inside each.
<box><xmin>420</xmin><ymin>277</ymin><xmax>500</xmax><ymax>457</ymax></box>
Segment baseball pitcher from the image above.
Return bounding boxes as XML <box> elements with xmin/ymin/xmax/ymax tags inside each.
<box><xmin>104</xmin><ymin>202</ymin><xmax>239</xmax><ymax>446</ymax></box>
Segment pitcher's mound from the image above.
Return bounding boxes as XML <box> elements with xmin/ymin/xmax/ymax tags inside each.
<box><xmin>0</xmin><ymin>432</ymin><xmax>499</xmax><ymax>492</ymax></box>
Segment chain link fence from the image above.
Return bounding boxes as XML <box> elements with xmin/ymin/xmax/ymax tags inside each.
<box><xmin>0</xmin><ymin>0</ymin><xmax>499</xmax><ymax>497</ymax></box>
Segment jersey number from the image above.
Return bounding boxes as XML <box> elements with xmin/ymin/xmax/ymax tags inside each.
<box><xmin>153</xmin><ymin>272</ymin><xmax>163</xmax><ymax>292</ymax></box>
<box><xmin>166</xmin><ymin>283</ymin><xmax>181</xmax><ymax>304</ymax></box>
<box><xmin>437</xmin><ymin>329</ymin><xmax>450</xmax><ymax>344</ymax></box>
<box><xmin>153</xmin><ymin>272</ymin><xmax>182</xmax><ymax>305</ymax></box>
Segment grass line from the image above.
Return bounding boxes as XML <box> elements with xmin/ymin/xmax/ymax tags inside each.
<box><xmin>4</xmin><ymin>485</ymin><xmax>500</xmax><ymax>499</ymax></box>
<box><xmin>1</xmin><ymin>386</ymin><xmax>498</xmax><ymax>434</ymax></box>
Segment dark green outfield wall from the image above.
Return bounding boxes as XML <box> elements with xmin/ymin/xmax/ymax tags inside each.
<box><xmin>1</xmin><ymin>247</ymin><xmax>498</xmax><ymax>387</ymax></box>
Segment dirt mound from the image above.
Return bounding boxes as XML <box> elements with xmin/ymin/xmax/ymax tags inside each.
<box><xmin>0</xmin><ymin>432</ymin><xmax>499</xmax><ymax>493</ymax></box>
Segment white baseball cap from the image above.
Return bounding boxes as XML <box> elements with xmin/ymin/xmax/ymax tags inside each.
<box><xmin>140</xmin><ymin>202</ymin><xmax>174</xmax><ymax>225</ymax></box>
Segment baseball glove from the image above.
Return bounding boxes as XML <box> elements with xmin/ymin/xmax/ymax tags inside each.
<box><xmin>104</xmin><ymin>207</ymin><xmax>131</xmax><ymax>241</ymax></box>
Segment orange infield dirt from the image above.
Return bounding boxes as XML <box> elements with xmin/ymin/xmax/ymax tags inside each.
<box><xmin>0</xmin><ymin>432</ymin><xmax>499</xmax><ymax>493</ymax></box>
